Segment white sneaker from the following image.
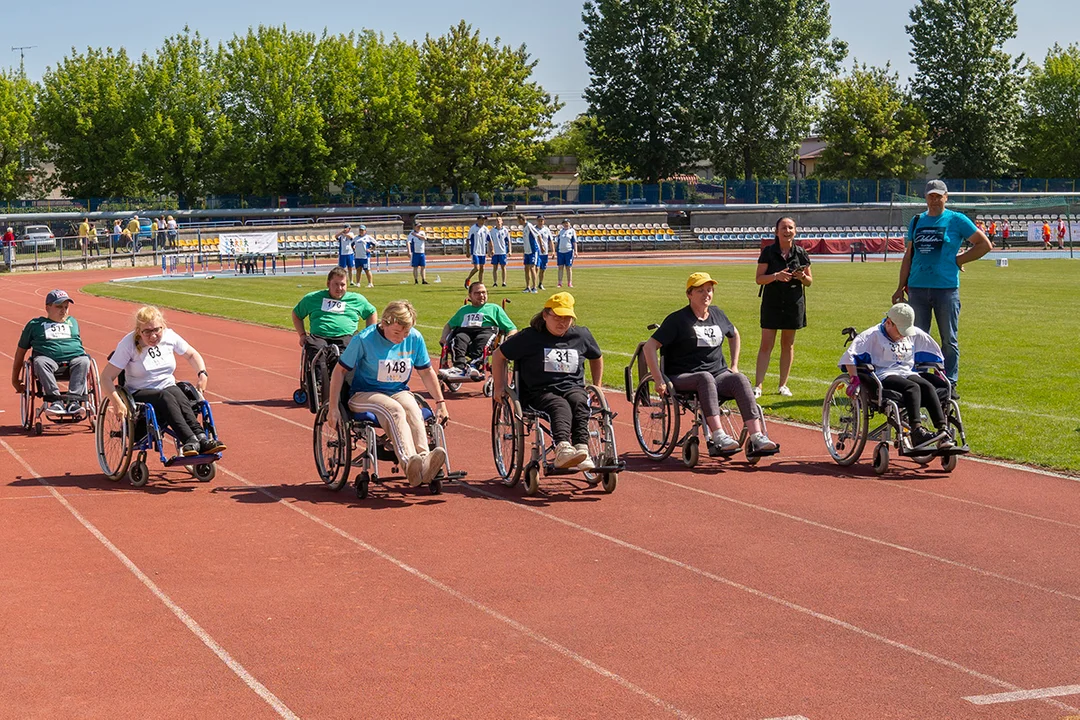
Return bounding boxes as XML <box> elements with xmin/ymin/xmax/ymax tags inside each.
<box><xmin>468</xmin><ymin>367</ymin><xmax>483</xmax><ymax>380</ymax></box>
<box><xmin>574</xmin><ymin>443</ymin><xmax>595</xmax><ymax>470</ymax></box>
<box><xmin>443</xmin><ymin>367</ymin><xmax>466</xmax><ymax>380</ymax></box>
<box><xmin>421</xmin><ymin>447</ymin><xmax>447</xmax><ymax>483</ymax></box>
<box><xmin>749</xmin><ymin>432</ymin><xmax>778</xmax><ymax>453</ymax></box>
<box><xmin>46</xmin><ymin>401</ymin><xmax>67</xmax><ymax>414</ymax></box>
<box><xmin>778</xmin><ymin>385</ymin><xmax>793</xmax><ymax>397</ymax></box>
<box><xmin>710</xmin><ymin>430</ymin><xmax>741</xmax><ymax>453</ymax></box>
<box><xmin>366</xmin><ymin>283</ymin><xmax>374</xmax><ymax>288</ymax></box>
<box><xmin>554</xmin><ymin>441</ymin><xmax>587</xmax><ymax>469</ymax></box>
<box><xmin>752</xmin><ymin>386</ymin><xmax>762</xmax><ymax>399</ymax></box>
<box><xmin>405</xmin><ymin>455</ymin><xmax>424</xmax><ymax>487</ymax></box>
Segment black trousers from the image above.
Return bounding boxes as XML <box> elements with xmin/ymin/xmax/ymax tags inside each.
<box><xmin>132</xmin><ymin>386</ymin><xmax>202</xmax><ymax>443</ymax></box>
<box><xmin>527</xmin><ymin>387</ymin><xmax>590</xmax><ymax>446</ymax></box>
<box><xmin>881</xmin><ymin>374</ymin><xmax>946</xmax><ymax>429</ymax></box>
<box><xmin>304</xmin><ymin>334</ymin><xmax>351</xmax><ymax>389</ymax></box>
<box><xmin>450</xmin><ymin>327</ymin><xmax>497</xmax><ymax>367</ymax></box>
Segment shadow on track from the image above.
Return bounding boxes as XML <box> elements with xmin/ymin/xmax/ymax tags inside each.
<box><xmin>8</xmin><ymin>472</ymin><xmax>197</xmax><ymax>494</ymax></box>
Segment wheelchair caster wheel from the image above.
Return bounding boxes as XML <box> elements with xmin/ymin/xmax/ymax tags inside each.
<box><xmin>681</xmin><ymin>438</ymin><xmax>699</xmax><ymax>468</ymax></box>
<box><xmin>482</xmin><ymin>378</ymin><xmax>494</xmax><ymax>398</ymax></box>
<box><xmin>601</xmin><ymin>472</ymin><xmax>617</xmax><ymax>494</ymax></box>
<box><xmin>941</xmin><ymin>453</ymin><xmax>958</xmax><ymax>472</ymax></box>
<box><xmin>34</xmin><ymin>421</ymin><xmax>43</xmax><ymax>436</ymax></box>
<box><xmin>872</xmin><ymin>443</ymin><xmax>889</xmax><ymax>475</ymax></box>
<box><xmin>447</xmin><ymin>381</ymin><xmax>462</xmax><ymax>392</ymax></box>
<box><xmin>293</xmin><ymin>388</ymin><xmax>307</xmax><ymax>405</ymax></box>
<box><xmin>355</xmin><ymin>471</ymin><xmax>370</xmax><ymax>499</ymax></box>
<box><xmin>429</xmin><ymin>477</ymin><xmax>442</xmax><ymax>495</ymax></box>
<box><xmin>193</xmin><ymin>463</ymin><xmax>215</xmax><ymax>482</ymax></box>
<box><xmin>129</xmin><ymin>460</ymin><xmax>149</xmax><ymax>487</ymax></box>
<box><xmin>524</xmin><ymin>465</ymin><xmax>540</xmax><ymax>497</ymax></box>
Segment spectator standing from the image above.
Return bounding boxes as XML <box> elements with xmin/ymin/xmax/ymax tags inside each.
<box><xmin>150</xmin><ymin>218</ymin><xmax>159</xmax><ymax>251</ymax></box>
<box><xmin>127</xmin><ymin>216</ymin><xmax>141</xmax><ymax>251</ymax></box>
<box><xmin>490</xmin><ymin>215</ymin><xmax>511</xmax><ymax>287</ymax></box>
<box><xmin>408</xmin><ymin>221</ymin><xmax>429</xmax><ymax>285</ymax></box>
<box><xmin>78</xmin><ymin>218</ymin><xmax>90</xmax><ymax>255</ymax></box>
<box><xmin>1057</xmin><ymin>216</ymin><xmax>1067</xmax><ymax>250</ymax></box>
<box><xmin>166</xmin><ymin>216</ymin><xmax>178</xmax><ymax>248</ymax></box>
<box><xmin>555</xmin><ymin>219</ymin><xmax>578</xmax><ymax>288</ymax></box>
<box><xmin>1001</xmin><ymin>219</ymin><xmax>1010</xmax><ymax>249</ymax></box>
<box><xmin>158</xmin><ymin>216</ymin><xmax>168</xmax><ymax>248</ymax></box>
<box><xmin>753</xmin><ymin>217</ymin><xmax>812</xmax><ymax>398</ymax></box>
<box><xmin>3</xmin><ymin>226</ymin><xmax>17</xmax><ymax>266</ymax></box>
<box><xmin>517</xmin><ymin>213</ymin><xmax>540</xmax><ymax>293</ymax></box>
<box><xmin>1042</xmin><ymin>220</ymin><xmax>1052</xmax><ymax>249</ymax></box>
<box><xmin>464</xmin><ymin>215</ymin><xmax>490</xmax><ymax>289</ymax></box>
<box><xmin>111</xmin><ymin>220</ymin><xmax>122</xmax><ymax>251</ymax></box>
<box><xmin>535</xmin><ymin>215</ymin><xmax>553</xmax><ymax>290</ymax></box>
<box><xmin>354</xmin><ymin>224</ymin><xmax>377</xmax><ymax>288</ymax></box>
<box><xmin>88</xmin><ymin>223</ymin><xmax>100</xmax><ymax>256</ymax></box>
<box><xmin>335</xmin><ymin>225</ymin><xmax>356</xmax><ymax>285</ymax></box>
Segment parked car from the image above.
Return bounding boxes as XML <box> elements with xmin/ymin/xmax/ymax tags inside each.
<box><xmin>19</xmin><ymin>225</ymin><xmax>56</xmax><ymax>251</ymax></box>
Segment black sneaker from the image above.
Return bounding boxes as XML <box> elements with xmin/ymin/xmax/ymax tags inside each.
<box><xmin>909</xmin><ymin>426</ymin><xmax>944</xmax><ymax>450</ymax></box>
<box><xmin>200</xmin><ymin>436</ymin><xmax>227</xmax><ymax>454</ymax></box>
<box><xmin>181</xmin><ymin>442</ymin><xmax>200</xmax><ymax>457</ymax></box>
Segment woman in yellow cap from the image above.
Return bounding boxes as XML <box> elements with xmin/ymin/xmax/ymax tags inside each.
<box><xmin>642</xmin><ymin>272</ymin><xmax>778</xmax><ymax>456</ymax></box>
<box><xmin>492</xmin><ymin>292</ymin><xmax>603</xmax><ymax>470</ymax></box>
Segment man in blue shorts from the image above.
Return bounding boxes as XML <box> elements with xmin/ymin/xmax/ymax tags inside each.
<box><xmin>464</xmin><ymin>215</ymin><xmax>490</xmax><ymax>289</ymax></box>
<box><xmin>335</xmin><ymin>224</ymin><xmax>356</xmax><ymax>284</ymax></box>
<box><xmin>490</xmin><ymin>214</ymin><xmax>511</xmax><ymax>287</ymax></box>
<box><xmin>517</xmin><ymin>212</ymin><xmax>539</xmax><ymax>293</ymax></box>
<box><xmin>408</xmin><ymin>221</ymin><xmax>429</xmax><ymax>284</ymax></box>
<box><xmin>535</xmin><ymin>214</ymin><xmax>553</xmax><ymax>290</ymax></box>
<box><xmin>354</xmin><ymin>224</ymin><xmax>377</xmax><ymax>288</ymax></box>
<box><xmin>556</xmin><ymin>218</ymin><xmax>578</xmax><ymax>288</ymax></box>
<box><xmin>892</xmin><ymin>180</ymin><xmax>991</xmax><ymax>387</ymax></box>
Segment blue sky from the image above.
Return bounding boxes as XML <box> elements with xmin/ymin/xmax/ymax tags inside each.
<box><xmin>6</xmin><ymin>0</ymin><xmax>1078</xmax><ymax>127</ymax></box>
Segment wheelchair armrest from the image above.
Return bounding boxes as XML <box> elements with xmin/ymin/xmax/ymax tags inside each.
<box><xmin>915</xmin><ymin>362</ymin><xmax>945</xmax><ymax>373</ymax></box>
<box><xmin>176</xmin><ymin>380</ymin><xmax>204</xmax><ymax>402</ymax></box>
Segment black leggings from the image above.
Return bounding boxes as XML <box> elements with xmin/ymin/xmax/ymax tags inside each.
<box><xmin>450</xmin><ymin>327</ymin><xmax>497</xmax><ymax>366</ymax></box>
<box><xmin>881</xmin><ymin>374</ymin><xmax>946</xmax><ymax>429</ymax></box>
<box><xmin>527</xmin><ymin>387</ymin><xmax>590</xmax><ymax>446</ymax></box>
<box><xmin>132</xmin><ymin>386</ymin><xmax>203</xmax><ymax>443</ymax></box>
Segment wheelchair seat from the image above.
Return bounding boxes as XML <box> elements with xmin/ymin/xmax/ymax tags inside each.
<box><xmin>352</xmin><ymin>406</ymin><xmax>434</xmax><ymax>424</ymax></box>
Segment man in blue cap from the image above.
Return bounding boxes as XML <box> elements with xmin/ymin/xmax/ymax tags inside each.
<box><xmin>11</xmin><ymin>289</ymin><xmax>92</xmax><ymax>414</ymax></box>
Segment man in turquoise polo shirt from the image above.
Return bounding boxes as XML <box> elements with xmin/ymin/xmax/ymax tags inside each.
<box><xmin>893</xmin><ymin>180</ymin><xmax>991</xmax><ymax>387</ymax></box>
<box><xmin>11</xmin><ymin>289</ymin><xmax>92</xmax><ymax>414</ymax></box>
<box><xmin>439</xmin><ymin>282</ymin><xmax>516</xmax><ymax>379</ymax></box>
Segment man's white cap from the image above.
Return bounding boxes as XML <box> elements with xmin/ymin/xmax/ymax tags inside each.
<box><xmin>887</xmin><ymin>303</ymin><xmax>918</xmax><ymax>337</ymax></box>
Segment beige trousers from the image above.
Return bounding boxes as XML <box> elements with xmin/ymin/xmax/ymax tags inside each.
<box><xmin>347</xmin><ymin>390</ymin><xmax>429</xmax><ymax>460</ymax></box>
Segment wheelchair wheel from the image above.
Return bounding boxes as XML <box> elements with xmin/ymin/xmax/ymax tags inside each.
<box><xmin>823</xmin><ymin>376</ymin><xmax>868</xmax><ymax>466</ymax></box>
<box><xmin>429</xmin><ymin>475</ymin><xmax>443</xmax><ymax>495</ymax></box>
<box><xmin>941</xmin><ymin>453</ymin><xmax>958</xmax><ymax>472</ymax></box>
<box><xmin>492</xmin><ymin>396</ymin><xmax>523</xmax><ymax>487</ymax></box>
<box><xmin>583</xmin><ymin>385</ymin><xmax>619</xmax><ymax>484</ymax></box>
<box><xmin>872</xmin><ymin>442</ymin><xmax>890</xmax><ymax>475</ymax></box>
<box><xmin>193</xmin><ymin>463</ymin><xmax>215</xmax><ymax>482</ymax></box>
<box><xmin>681</xmin><ymin>437</ymin><xmax>700</xmax><ymax>467</ymax></box>
<box><xmin>85</xmin><ymin>358</ymin><xmax>101</xmax><ymax>432</ymax></box>
<box><xmin>293</xmin><ymin>388</ymin><xmax>307</xmax><ymax>405</ymax></box>
<box><xmin>600</xmin><ymin>472</ymin><xmax>617</xmax><ymax>494</ymax></box>
<box><xmin>523</xmin><ymin>464</ymin><xmax>540</xmax><ymax>497</ymax></box>
<box><xmin>355</xmin><ymin>470</ymin><xmax>371</xmax><ymax>499</ymax></box>
<box><xmin>20</xmin><ymin>380</ymin><xmax>34</xmax><ymax>431</ymax></box>
<box><xmin>632</xmin><ymin>376</ymin><xmax>678</xmax><ymax>460</ymax></box>
<box><xmin>129</xmin><ymin>457</ymin><xmax>149</xmax><ymax>487</ymax></box>
<box><xmin>34</xmin><ymin>421</ymin><xmax>43</xmax><ymax>436</ymax></box>
<box><xmin>482</xmin><ymin>378</ymin><xmax>494</xmax><ymax>398</ymax></box>
<box><xmin>96</xmin><ymin>395</ymin><xmax>133</xmax><ymax>481</ymax></box>
<box><xmin>313</xmin><ymin>403</ymin><xmax>351</xmax><ymax>491</ymax></box>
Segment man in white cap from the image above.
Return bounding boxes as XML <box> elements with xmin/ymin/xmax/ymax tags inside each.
<box><xmin>892</xmin><ymin>179</ymin><xmax>991</xmax><ymax>388</ymax></box>
<box><xmin>840</xmin><ymin>303</ymin><xmax>953</xmax><ymax>450</ymax></box>
<box><xmin>11</xmin><ymin>289</ymin><xmax>93</xmax><ymax>415</ymax></box>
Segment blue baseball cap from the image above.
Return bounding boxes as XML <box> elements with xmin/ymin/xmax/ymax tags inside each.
<box><xmin>46</xmin><ymin>289</ymin><xmax>74</xmax><ymax>305</ymax></box>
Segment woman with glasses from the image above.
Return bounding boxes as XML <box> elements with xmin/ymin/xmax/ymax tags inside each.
<box><xmin>99</xmin><ymin>305</ymin><xmax>226</xmax><ymax>456</ymax></box>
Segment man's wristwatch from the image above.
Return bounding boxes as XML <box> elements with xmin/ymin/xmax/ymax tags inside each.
<box><xmin>197</xmin><ymin>370</ymin><xmax>208</xmax><ymax>378</ymax></box>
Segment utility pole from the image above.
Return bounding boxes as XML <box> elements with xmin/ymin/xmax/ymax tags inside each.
<box><xmin>11</xmin><ymin>45</ymin><xmax>36</xmax><ymax>75</ymax></box>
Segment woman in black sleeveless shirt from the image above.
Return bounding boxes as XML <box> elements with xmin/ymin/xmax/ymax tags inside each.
<box><xmin>753</xmin><ymin>217</ymin><xmax>812</xmax><ymax>399</ymax></box>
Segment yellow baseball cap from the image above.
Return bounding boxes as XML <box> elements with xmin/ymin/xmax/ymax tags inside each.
<box><xmin>686</xmin><ymin>272</ymin><xmax>718</xmax><ymax>291</ymax></box>
<box><xmin>544</xmin><ymin>292</ymin><xmax>576</xmax><ymax>318</ymax></box>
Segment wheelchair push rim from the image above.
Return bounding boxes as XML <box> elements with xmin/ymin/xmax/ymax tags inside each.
<box><xmin>313</xmin><ymin>403</ymin><xmax>351</xmax><ymax>491</ymax></box>
<box><xmin>583</xmin><ymin>385</ymin><xmax>618</xmax><ymax>487</ymax></box>
<box><xmin>822</xmin><ymin>375</ymin><xmax>867</xmax><ymax>466</ymax></box>
<box><xmin>632</xmin><ymin>376</ymin><xmax>679</xmax><ymax>461</ymax></box>
<box><xmin>492</xmin><ymin>396</ymin><xmax>523</xmax><ymax>487</ymax></box>
<box><xmin>96</xmin><ymin>395</ymin><xmax>134</xmax><ymax>481</ymax></box>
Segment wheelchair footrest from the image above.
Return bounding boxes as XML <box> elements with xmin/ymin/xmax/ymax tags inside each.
<box><xmin>163</xmin><ymin>453</ymin><xmax>221</xmax><ymax>467</ymax></box>
<box><xmin>746</xmin><ymin>443</ymin><xmax>781</xmax><ymax>459</ymax></box>
<box><xmin>443</xmin><ymin>470</ymin><xmax>467</xmax><ymax>481</ymax></box>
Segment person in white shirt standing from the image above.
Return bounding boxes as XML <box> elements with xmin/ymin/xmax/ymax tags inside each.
<box><xmin>556</xmin><ymin>218</ymin><xmax>578</xmax><ymax>288</ymax></box>
<box><xmin>489</xmin><ymin>214</ymin><xmax>511</xmax><ymax>287</ymax></box>
<box><xmin>335</xmin><ymin>224</ymin><xmax>357</xmax><ymax>285</ymax></box>
<box><xmin>408</xmin><ymin>221</ymin><xmax>429</xmax><ymax>284</ymax></box>
<box><xmin>535</xmin><ymin>215</ymin><xmax>553</xmax><ymax>290</ymax></box>
<box><xmin>517</xmin><ymin>213</ymin><xmax>540</xmax><ymax>293</ymax></box>
<box><xmin>354</xmin><ymin>224</ymin><xmax>378</xmax><ymax>288</ymax></box>
<box><xmin>464</xmin><ymin>215</ymin><xmax>491</xmax><ymax>289</ymax></box>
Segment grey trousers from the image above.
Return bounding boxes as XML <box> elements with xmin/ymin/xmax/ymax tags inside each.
<box><xmin>670</xmin><ymin>369</ymin><xmax>760</xmax><ymax>422</ymax></box>
<box><xmin>32</xmin><ymin>355</ymin><xmax>91</xmax><ymax>400</ymax></box>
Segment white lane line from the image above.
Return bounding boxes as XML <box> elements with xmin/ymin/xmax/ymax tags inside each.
<box><xmin>964</xmin><ymin>684</ymin><xmax>1080</xmax><ymax>705</ymax></box>
<box><xmin>763</xmin><ymin>716</ymin><xmax>810</xmax><ymax>720</ymax></box>
<box><xmin>214</xmin><ymin>465</ymin><xmax>697</xmax><ymax>720</ymax></box>
<box><xmin>0</xmin><ymin>440</ymin><xmax>300</xmax><ymax>720</ymax></box>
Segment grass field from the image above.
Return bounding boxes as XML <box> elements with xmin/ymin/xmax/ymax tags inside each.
<box><xmin>84</xmin><ymin>258</ymin><xmax>1080</xmax><ymax>474</ymax></box>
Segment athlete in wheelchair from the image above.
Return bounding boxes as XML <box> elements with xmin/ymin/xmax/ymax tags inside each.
<box><xmin>823</xmin><ymin>302</ymin><xmax>968</xmax><ymax>475</ymax></box>
<box><xmin>490</xmin><ymin>292</ymin><xmax>621</xmax><ymax>496</ymax></box>
<box><xmin>437</xmin><ymin>283</ymin><xmax>516</xmax><ymax>396</ymax></box>
<box><xmin>626</xmin><ymin>272</ymin><xmax>779</xmax><ymax>467</ymax></box>
<box><xmin>291</xmin><ymin>267</ymin><xmax>377</xmax><ymax>412</ymax></box>
<box><xmin>11</xmin><ymin>289</ymin><xmax>100</xmax><ymax>435</ymax></box>
<box><xmin>96</xmin><ymin>306</ymin><xmax>225</xmax><ymax>487</ymax></box>
<box><xmin>316</xmin><ymin>300</ymin><xmax>464</xmax><ymax>499</ymax></box>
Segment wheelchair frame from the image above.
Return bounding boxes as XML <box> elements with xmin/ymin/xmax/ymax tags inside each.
<box><xmin>623</xmin><ymin>336</ymin><xmax>778</xmax><ymax>467</ymax></box>
<box><xmin>292</xmin><ymin>341</ymin><xmax>343</xmax><ymax>414</ymax></box>
<box><xmin>21</xmin><ymin>355</ymin><xmax>101</xmax><ymax>436</ymax></box>
<box><xmin>491</xmin><ymin>379</ymin><xmax>622</xmax><ymax>496</ymax></box>
<box><xmin>822</xmin><ymin>326</ymin><xmax>969</xmax><ymax>475</ymax></box>
<box><xmin>312</xmin><ymin>391</ymin><xmax>466</xmax><ymax>499</ymax></box>
<box><xmin>437</xmin><ymin>297</ymin><xmax>512</xmax><ymax>398</ymax></box>
<box><xmin>95</xmin><ymin>381</ymin><xmax>222</xmax><ymax>487</ymax></box>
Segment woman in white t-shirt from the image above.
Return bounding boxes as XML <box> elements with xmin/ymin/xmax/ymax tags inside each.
<box><xmin>99</xmin><ymin>306</ymin><xmax>226</xmax><ymax>457</ymax></box>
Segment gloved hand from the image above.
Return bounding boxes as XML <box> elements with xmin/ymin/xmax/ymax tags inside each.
<box><xmin>845</xmin><ymin>376</ymin><xmax>860</xmax><ymax>399</ymax></box>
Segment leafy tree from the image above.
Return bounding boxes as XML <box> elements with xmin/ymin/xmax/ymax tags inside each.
<box><xmin>418</xmin><ymin>21</ymin><xmax>560</xmax><ymax>198</ymax></box>
<box><xmin>36</xmin><ymin>47</ymin><xmax>145</xmax><ymax>198</ymax></box>
<box><xmin>700</xmin><ymin>0</ymin><xmax>846</xmax><ymax>181</ymax></box>
<box><xmin>907</xmin><ymin>0</ymin><xmax>1024</xmax><ymax>177</ymax></box>
<box><xmin>547</xmin><ymin>113</ymin><xmax>628</xmax><ymax>183</ymax></box>
<box><xmin>0</xmin><ymin>70</ymin><xmax>43</xmax><ymax>201</ymax></box>
<box><xmin>580</xmin><ymin>0</ymin><xmax>706</xmax><ymax>184</ymax></box>
<box><xmin>135</xmin><ymin>27</ymin><xmax>227</xmax><ymax>207</ymax></box>
<box><xmin>815</xmin><ymin>63</ymin><xmax>931</xmax><ymax>179</ymax></box>
<box><xmin>1015</xmin><ymin>44</ymin><xmax>1080</xmax><ymax>177</ymax></box>
<box><xmin>217</xmin><ymin>25</ymin><xmax>331</xmax><ymax>197</ymax></box>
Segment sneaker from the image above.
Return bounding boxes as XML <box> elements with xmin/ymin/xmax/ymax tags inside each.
<box><xmin>531</xmin><ymin>288</ymin><xmax>538</xmax><ymax>293</ymax></box>
<box><xmin>554</xmin><ymin>441</ymin><xmax>588</xmax><ymax>469</ymax></box>
<box><xmin>66</xmin><ymin>401</ymin><xmax>83</xmax><ymax>414</ymax></box>
<box><xmin>752</xmin><ymin>386</ymin><xmax>762</xmax><ymax>399</ymax></box>
<box><xmin>181</xmin><ymin>441</ymin><xmax>200</xmax><ymax>457</ymax></box>
<box><xmin>567</xmin><ymin>283</ymin><xmax>573</xmax><ymax>288</ymax></box>
<box><xmin>200</xmin><ymin>436</ymin><xmax>227</xmax><ymax>454</ymax></box>
<box><xmin>501</xmin><ymin>283</ymin><xmax>506</xmax><ymax>287</ymax></box>
<box><xmin>443</xmin><ymin>367</ymin><xmax>466</xmax><ymax>380</ymax></box>
<box><xmin>405</xmin><ymin>454</ymin><xmax>424</xmax><ymax>487</ymax></box>
<box><xmin>46</xmin><ymin>401</ymin><xmax>67</xmax><ymax>414</ymax></box>
<box><xmin>468</xmin><ymin>367</ymin><xmax>483</xmax><ymax>380</ymax></box>
<box><xmin>421</xmin><ymin>447</ymin><xmax>447</xmax><ymax>483</ymax></box>
<box><xmin>710</xmin><ymin>430</ymin><xmax>741</xmax><ymax>454</ymax></box>
<box><xmin>538</xmin><ymin>284</ymin><xmax>545</xmax><ymax>290</ymax></box>
<box><xmin>557</xmin><ymin>282</ymin><xmax>562</xmax><ymax>287</ymax></box>
<box><xmin>909</xmin><ymin>426</ymin><xmax>945</xmax><ymax>450</ymax></box>
<box><xmin>778</xmin><ymin>385</ymin><xmax>793</xmax><ymax>397</ymax></box>
<box><xmin>422</xmin><ymin>281</ymin><xmax>430</xmax><ymax>285</ymax></box>
<box><xmin>574</xmin><ymin>443</ymin><xmax>595</xmax><ymax>470</ymax></box>
<box><xmin>936</xmin><ymin>432</ymin><xmax>955</xmax><ymax>450</ymax></box>
<box><xmin>749</xmin><ymin>432</ymin><xmax>778</xmax><ymax>454</ymax></box>
<box><xmin>522</xmin><ymin>288</ymin><xmax>532</xmax><ymax>293</ymax></box>
<box><xmin>366</xmin><ymin>283</ymin><xmax>374</xmax><ymax>288</ymax></box>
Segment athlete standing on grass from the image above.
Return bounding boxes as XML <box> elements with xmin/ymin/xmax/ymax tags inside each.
<box><xmin>354</xmin><ymin>225</ymin><xmax>377</xmax><ymax>288</ymax></box>
<box><xmin>408</xmin><ymin>221</ymin><xmax>429</xmax><ymax>284</ymax></box>
<box><xmin>535</xmin><ymin>215</ymin><xmax>553</xmax><ymax>291</ymax></box>
<box><xmin>336</xmin><ymin>225</ymin><xmax>356</xmax><ymax>285</ymax></box>
<box><xmin>556</xmin><ymin>219</ymin><xmax>578</xmax><ymax>288</ymax></box>
<box><xmin>465</xmin><ymin>215</ymin><xmax>490</xmax><ymax>289</ymax></box>
<box><xmin>490</xmin><ymin>215</ymin><xmax>511</xmax><ymax>287</ymax></box>
<box><xmin>518</xmin><ymin>213</ymin><xmax>540</xmax><ymax>293</ymax></box>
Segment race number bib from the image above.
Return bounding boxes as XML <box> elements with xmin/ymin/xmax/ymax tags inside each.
<box><xmin>694</xmin><ymin>325</ymin><xmax>721</xmax><ymax>347</ymax></box>
<box><xmin>43</xmin><ymin>322</ymin><xmax>72</xmax><ymax>340</ymax></box>
<box><xmin>378</xmin><ymin>358</ymin><xmax>412</xmax><ymax>384</ymax></box>
<box><xmin>543</xmin><ymin>348</ymin><xmax>579</xmax><ymax>374</ymax></box>
<box><xmin>144</xmin><ymin>345</ymin><xmax>170</xmax><ymax>368</ymax></box>
<box><xmin>463</xmin><ymin>312</ymin><xmax>484</xmax><ymax>328</ymax></box>
<box><xmin>321</xmin><ymin>298</ymin><xmax>346</xmax><ymax>314</ymax></box>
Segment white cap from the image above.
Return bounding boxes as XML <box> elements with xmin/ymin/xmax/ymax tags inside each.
<box><xmin>887</xmin><ymin>303</ymin><xmax>917</xmax><ymax>337</ymax></box>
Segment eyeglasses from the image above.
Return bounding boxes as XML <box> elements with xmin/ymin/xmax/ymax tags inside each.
<box><xmin>139</xmin><ymin>326</ymin><xmax>164</xmax><ymax>336</ymax></box>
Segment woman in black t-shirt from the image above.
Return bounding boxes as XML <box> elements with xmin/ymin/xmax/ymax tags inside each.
<box><xmin>642</xmin><ymin>272</ymin><xmax>778</xmax><ymax>456</ymax></box>
<box><xmin>493</xmin><ymin>292</ymin><xmax>603</xmax><ymax>471</ymax></box>
<box><xmin>753</xmin><ymin>217</ymin><xmax>812</xmax><ymax>399</ymax></box>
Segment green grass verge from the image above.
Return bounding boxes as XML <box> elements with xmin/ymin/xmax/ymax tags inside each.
<box><xmin>84</xmin><ymin>259</ymin><xmax>1080</xmax><ymax>474</ymax></box>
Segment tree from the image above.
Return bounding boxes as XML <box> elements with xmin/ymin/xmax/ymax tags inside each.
<box><xmin>700</xmin><ymin>0</ymin><xmax>846</xmax><ymax>181</ymax></box>
<box><xmin>217</xmin><ymin>25</ymin><xmax>331</xmax><ymax>197</ymax></box>
<box><xmin>36</xmin><ymin>47</ymin><xmax>145</xmax><ymax>198</ymax></box>
<box><xmin>907</xmin><ymin>0</ymin><xmax>1024</xmax><ymax>178</ymax></box>
<box><xmin>418</xmin><ymin>21</ymin><xmax>560</xmax><ymax>198</ymax></box>
<box><xmin>0</xmin><ymin>70</ymin><xmax>43</xmax><ymax>201</ymax></box>
<box><xmin>580</xmin><ymin>0</ymin><xmax>707</xmax><ymax>184</ymax></box>
<box><xmin>815</xmin><ymin>63</ymin><xmax>931</xmax><ymax>179</ymax></box>
<box><xmin>135</xmin><ymin>27</ymin><xmax>227</xmax><ymax>207</ymax></box>
<box><xmin>547</xmin><ymin>113</ymin><xmax>629</xmax><ymax>183</ymax></box>
<box><xmin>1015</xmin><ymin>44</ymin><xmax>1080</xmax><ymax>177</ymax></box>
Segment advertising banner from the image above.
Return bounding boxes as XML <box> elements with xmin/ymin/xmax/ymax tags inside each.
<box><xmin>219</xmin><ymin>232</ymin><xmax>279</xmax><ymax>255</ymax></box>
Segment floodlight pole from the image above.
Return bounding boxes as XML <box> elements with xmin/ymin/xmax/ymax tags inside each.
<box><xmin>11</xmin><ymin>45</ymin><xmax>36</xmax><ymax>75</ymax></box>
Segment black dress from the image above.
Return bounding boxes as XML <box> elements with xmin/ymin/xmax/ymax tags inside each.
<box><xmin>757</xmin><ymin>241</ymin><xmax>810</xmax><ymax>330</ymax></box>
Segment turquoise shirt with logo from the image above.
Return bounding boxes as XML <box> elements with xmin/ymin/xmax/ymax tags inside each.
<box><xmin>906</xmin><ymin>209</ymin><xmax>978</xmax><ymax>289</ymax></box>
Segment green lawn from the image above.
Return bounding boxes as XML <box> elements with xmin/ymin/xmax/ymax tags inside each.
<box><xmin>84</xmin><ymin>259</ymin><xmax>1080</xmax><ymax>474</ymax></box>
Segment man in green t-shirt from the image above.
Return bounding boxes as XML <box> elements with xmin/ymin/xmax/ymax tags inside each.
<box><xmin>11</xmin><ymin>289</ymin><xmax>92</xmax><ymax>415</ymax></box>
<box><xmin>439</xmin><ymin>282</ymin><xmax>516</xmax><ymax>379</ymax></box>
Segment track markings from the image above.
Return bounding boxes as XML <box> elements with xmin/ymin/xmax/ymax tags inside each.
<box><xmin>964</xmin><ymin>684</ymin><xmax>1080</xmax><ymax>705</ymax></box>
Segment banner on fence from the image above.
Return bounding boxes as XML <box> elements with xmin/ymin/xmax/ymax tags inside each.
<box><xmin>1026</xmin><ymin>222</ymin><xmax>1079</xmax><ymax>245</ymax></box>
<box><xmin>219</xmin><ymin>232</ymin><xmax>279</xmax><ymax>255</ymax></box>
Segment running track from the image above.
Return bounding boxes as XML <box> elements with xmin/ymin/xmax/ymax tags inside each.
<box><xmin>2</xmin><ymin>267</ymin><xmax>1079</xmax><ymax>720</ymax></box>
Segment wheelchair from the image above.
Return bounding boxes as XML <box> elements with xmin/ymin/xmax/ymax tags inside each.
<box><xmin>312</xmin><ymin>383</ymin><xmax>466</xmax><ymax>500</ymax></box>
<box><xmin>292</xmin><ymin>340</ymin><xmax>343</xmax><ymax>414</ymax></box>
<box><xmin>822</xmin><ymin>327</ymin><xmax>969</xmax><ymax>475</ymax></box>
<box><xmin>491</xmin><ymin>375</ymin><xmax>622</xmax><ymax>496</ymax></box>
<box><xmin>95</xmin><ymin>380</ymin><xmax>222</xmax><ymax>487</ymax></box>
<box><xmin>437</xmin><ymin>298</ymin><xmax>512</xmax><ymax>397</ymax></box>
<box><xmin>624</xmin><ymin>331</ymin><xmax>779</xmax><ymax>467</ymax></box>
<box><xmin>20</xmin><ymin>355</ymin><xmax>101</xmax><ymax>436</ymax></box>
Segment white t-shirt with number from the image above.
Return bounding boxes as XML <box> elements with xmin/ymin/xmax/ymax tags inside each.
<box><xmin>108</xmin><ymin>328</ymin><xmax>190</xmax><ymax>391</ymax></box>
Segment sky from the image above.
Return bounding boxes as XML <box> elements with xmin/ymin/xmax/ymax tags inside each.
<box><xmin>6</xmin><ymin>0</ymin><xmax>1079</xmax><ymax>128</ymax></box>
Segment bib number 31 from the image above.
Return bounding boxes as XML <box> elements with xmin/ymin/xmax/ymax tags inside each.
<box><xmin>543</xmin><ymin>348</ymin><xmax>579</xmax><ymax>374</ymax></box>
